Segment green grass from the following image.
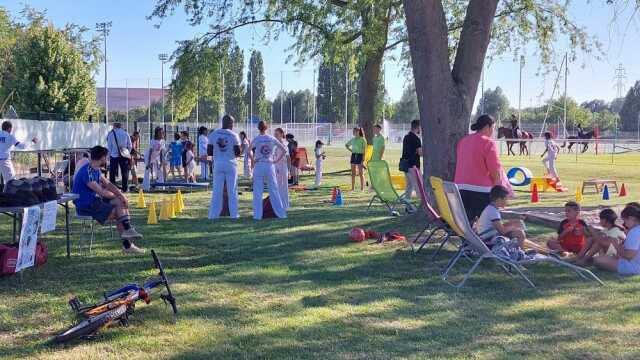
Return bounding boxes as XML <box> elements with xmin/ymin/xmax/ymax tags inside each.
<box><xmin>1</xmin><ymin>148</ymin><xmax>640</xmax><ymax>359</ymax></box>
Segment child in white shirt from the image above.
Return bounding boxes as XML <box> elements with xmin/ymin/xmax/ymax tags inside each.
<box><xmin>541</xmin><ymin>131</ymin><xmax>559</xmax><ymax>179</ymax></box>
<box><xmin>314</xmin><ymin>140</ymin><xmax>325</xmax><ymax>187</ymax></box>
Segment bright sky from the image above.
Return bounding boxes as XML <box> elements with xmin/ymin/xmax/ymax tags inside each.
<box><xmin>4</xmin><ymin>0</ymin><xmax>640</xmax><ymax>107</ymax></box>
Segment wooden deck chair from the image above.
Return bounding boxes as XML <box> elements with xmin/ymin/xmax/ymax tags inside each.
<box><xmin>295</xmin><ymin>147</ymin><xmax>315</xmax><ymax>174</ymax></box>
<box><xmin>440</xmin><ymin>180</ymin><xmax>604</xmax><ymax>288</ymax></box>
<box><xmin>411</xmin><ymin>168</ymin><xmax>454</xmax><ymax>255</ymax></box>
<box><xmin>367</xmin><ymin>160</ymin><xmax>411</xmax><ymax>215</ymax></box>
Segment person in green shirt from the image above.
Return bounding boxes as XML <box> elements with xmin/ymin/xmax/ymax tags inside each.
<box><xmin>345</xmin><ymin>127</ymin><xmax>367</xmax><ymax>191</ymax></box>
<box><xmin>371</xmin><ymin>124</ymin><xmax>385</xmax><ymax>161</ymax></box>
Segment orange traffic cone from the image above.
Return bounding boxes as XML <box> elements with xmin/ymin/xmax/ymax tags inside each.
<box><xmin>531</xmin><ymin>183</ymin><xmax>539</xmax><ymax>203</ymax></box>
<box><xmin>620</xmin><ymin>183</ymin><xmax>627</xmax><ymax>197</ymax></box>
<box><xmin>331</xmin><ymin>187</ymin><xmax>337</xmax><ymax>204</ymax></box>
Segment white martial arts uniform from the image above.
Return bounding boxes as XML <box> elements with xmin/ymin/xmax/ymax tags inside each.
<box><xmin>274</xmin><ymin>138</ymin><xmax>289</xmax><ymax>210</ymax></box>
<box><xmin>208</xmin><ymin>129</ymin><xmax>241</xmax><ymax>219</ymax></box>
<box><xmin>242</xmin><ymin>138</ymin><xmax>252</xmax><ymax>178</ymax></box>
<box><xmin>543</xmin><ymin>139</ymin><xmax>559</xmax><ymax>179</ymax></box>
<box><xmin>251</xmin><ymin>134</ymin><xmax>288</xmax><ymax>220</ymax></box>
<box><xmin>198</xmin><ymin>134</ymin><xmax>209</xmax><ymax>181</ymax></box>
<box><xmin>0</xmin><ymin>130</ymin><xmax>29</xmax><ymax>182</ymax></box>
<box><xmin>142</xmin><ymin>139</ymin><xmax>166</xmax><ymax>191</ymax></box>
<box><xmin>314</xmin><ymin>147</ymin><xmax>323</xmax><ymax>187</ymax></box>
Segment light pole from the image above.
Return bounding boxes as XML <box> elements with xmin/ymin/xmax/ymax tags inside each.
<box><xmin>96</xmin><ymin>21</ymin><xmax>112</xmax><ymax>123</ymax></box>
<box><xmin>158</xmin><ymin>53</ymin><xmax>168</xmax><ymax>127</ymax></box>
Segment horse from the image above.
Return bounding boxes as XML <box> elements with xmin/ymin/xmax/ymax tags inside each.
<box><xmin>561</xmin><ymin>130</ymin><xmax>595</xmax><ymax>154</ymax></box>
<box><xmin>497</xmin><ymin>127</ymin><xmax>533</xmax><ymax>156</ymax></box>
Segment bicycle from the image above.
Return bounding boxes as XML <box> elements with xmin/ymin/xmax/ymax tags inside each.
<box><xmin>52</xmin><ymin>249</ymin><xmax>177</xmax><ymax>344</ymax></box>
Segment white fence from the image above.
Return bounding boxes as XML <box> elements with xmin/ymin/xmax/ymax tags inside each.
<box><xmin>2</xmin><ymin>118</ymin><xmax>110</xmax><ymax>150</ymax></box>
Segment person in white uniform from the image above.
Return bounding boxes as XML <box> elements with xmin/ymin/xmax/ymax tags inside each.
<box><xmin>0</xmin><ymin>121</ymin><xmax>38</xmax><ymax>183</ymax></box>
<box><xmin>197</xmin><ymin>127</ymin><xmax>209</xmax><ymax>181</ymax></box>
<box><xmin>273</xmin><ymin>128</ymin><xmax>290</xmax><ymax>210</ymax></box>
<box><xmin>541</xmin><ymin>131</ymin><xmax>559</xmax><ymax>179</ymax></box>
<box><xmin>208</xmin><ymin>115</ymin><xmax>242</xmax><ymax>219</ymax></box>
<box><xmin>314</xmin><ymin>140</ymin><xmax>325</xmax><ymax>187</ymax></box>
<box><xmin>251</xmin><ymin>121</ymin><xmax>287</xmax><ymax>220</ymax></box>
<box><xmin>239</xmin><ymin>131</ymin><xmax>252</xmax><ymax>178</ymax></box>
<box><xmin>142</xmin><ymin>127</ymin><xmax>166</xmax><ymax>191</ymax></box>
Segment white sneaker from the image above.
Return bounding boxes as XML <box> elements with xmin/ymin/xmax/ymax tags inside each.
<box><xmin>123</xmin><ymin>243</ymin><xmax>145</xmax><ymax>255</ymax></box>
<box><xmin>121</xmin><ymin>228</ymin><xmax>143</xmax><ymax>240</ymax></box>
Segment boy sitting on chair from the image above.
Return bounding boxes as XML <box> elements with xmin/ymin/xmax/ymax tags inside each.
<box><xmin>477</xmin><ymin>185</ymin><xmax>548</xmax><ymax>253</ymax></box>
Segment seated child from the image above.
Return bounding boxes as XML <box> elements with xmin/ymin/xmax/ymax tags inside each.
<box><xmin>594</xmin><ymin>203</ymin><xmax>640</xmax><ymax>275</ymax></box>
<box><xmin>477</xmin><ymin>185</ymin><xmax>547</xmax><ymax>252</ymax></box>
<box><xmin>547</xmin><ymin>201</ymin><xmax>592</xmax><ymax>257</ymax></box>
<box><xmin>575</xmin><ymin>208</ymin><xmax>626</xmax><ymax>266</ymax></box>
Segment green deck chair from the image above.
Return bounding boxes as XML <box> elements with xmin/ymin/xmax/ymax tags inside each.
<box><xmin>367</xmin><ymin>160</ymin><xmax>411</xmax><ymax>215</ymax></box>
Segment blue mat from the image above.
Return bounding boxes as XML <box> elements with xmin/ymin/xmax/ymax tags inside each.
<box><xmin>151</xmin><ymin>182</ymin><xmax>209</xmax><ymax>188</ymax></box>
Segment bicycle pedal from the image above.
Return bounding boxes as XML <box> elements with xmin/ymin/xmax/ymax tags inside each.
<box><xmin>68</xmin><ymin>297</ymin><xmax>81</xmax><ymax>312</ymax></box>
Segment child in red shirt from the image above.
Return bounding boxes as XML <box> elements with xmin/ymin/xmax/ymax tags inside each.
<box><xmin>547</xmin><ymin>201</ymin><xmax>592</xmax><ymax>256</ymax></box>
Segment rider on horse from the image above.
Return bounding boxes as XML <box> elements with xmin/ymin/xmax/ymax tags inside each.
<box><xmin>510</xmin><ymin>114</ymin><xmax>520</xmax><ymax>138</ymax></box>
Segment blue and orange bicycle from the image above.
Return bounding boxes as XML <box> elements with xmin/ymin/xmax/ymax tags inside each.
<box><xmin>53</xmin><ymin>250</ymin><xmax>177</xmax><ymax>344</ymax></box>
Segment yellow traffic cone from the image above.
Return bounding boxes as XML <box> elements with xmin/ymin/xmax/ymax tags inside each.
<box><xmin>147</xmin><ymin>202</ymin><xmax>158</xmax><ymax>225</ymax></box>
<box><xmin>575</xmin><ymin>184</ymin><xmax>583</xmax><ymax>203</ymax></box>
<box><xmin>174</xmin><ymin>192</ymin><xmax>183</xmax><ymax>213</ymax></box>
<box><xmin>169</xmin><ymin>197</ymin><xmax>176</xmax><ymax>218</ymax></box>
<box><xmin>177</xmin><ymin>189</ymin><xmax>185</xmax><ymax>210</ymax></box>
<box><xmin>137</xmin><ymin>189</ymin><xmax>146</xmax><ymax>208</ymax></box>
<box><xmin>159</xmin><ymin>199</ymin><xmax>170</xmax><ymax>221</ymax></box>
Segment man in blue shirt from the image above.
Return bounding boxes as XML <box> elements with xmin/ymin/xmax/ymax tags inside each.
<box><xmin>73</xmin><ymin>146</ymin><xmax>144</xmax><ymax>255</ymax></box>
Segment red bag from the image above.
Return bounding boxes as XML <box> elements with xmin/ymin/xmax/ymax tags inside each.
<box><xmin>0</xmin><ymin>242</ymin><xmax>48</xmax><ymax>276</ymax></box>
<box><xmin>262</xmin><ymin>196</ymin><xmax>276</xmax><ymax>219</ymax></box>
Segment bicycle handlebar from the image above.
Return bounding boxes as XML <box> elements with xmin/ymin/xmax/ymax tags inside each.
<box><xmin>151</xmin><ymin>249</ymin><xmax>178</xmax><ymax>314</ymax></box>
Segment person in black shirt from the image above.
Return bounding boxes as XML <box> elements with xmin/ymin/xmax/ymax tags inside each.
<box><xmin>400</xmin><ymin>119</ymin><xmax>422</xmax><ymax>201</ymax></box>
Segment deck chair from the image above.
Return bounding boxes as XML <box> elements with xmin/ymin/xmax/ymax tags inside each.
<box><xmin>367</xmin><ymin>160</ymin><xmax>412</xmax><ymax>215</ymax></box>
<box><xmin>411</xmin><ymin>168</ymin><xmax>454</xmax><ymax>255</ymax></box>
<box><xmin>440</xmin><ymin>180</ymin><xmax>604</xmax><ymax>288</ymax></box>
<box><xmin>295</xmin><ymin>147</ymin><xmax>315</xmax><ymax>174</ymax></box>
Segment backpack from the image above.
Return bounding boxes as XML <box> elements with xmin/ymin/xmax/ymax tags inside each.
<box><xmin>262</xmin><ymin>196</ymin><xmax>276</xmax><ymax>219</ymax></box>
<box><xmin>3</xmin><ymin>179</ymin><xmax>40</xmax><ymax>206</ymax></box>
<box><xmin>0</xmin><ymin>242</ymin><xmax>48</xmax><ymax>276</ymax></box>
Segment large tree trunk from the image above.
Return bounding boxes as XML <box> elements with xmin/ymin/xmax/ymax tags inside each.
<box><xmin>358</xmin><ymin>48</ymin><xmax>385</xmax><ymax>141</ymax></box>
<box><xmin>404</xmin><ymin>0</ymin><xmax>499</xmax><ymax>181</ymax></box>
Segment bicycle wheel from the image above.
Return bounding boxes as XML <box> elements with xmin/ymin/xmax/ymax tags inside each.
<box><xmin>53</xmin><ymin>305</ymin><xmax>126</xmax><ymax>344</ymax></box>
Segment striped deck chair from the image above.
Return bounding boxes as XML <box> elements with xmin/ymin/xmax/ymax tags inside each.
<box><xmin>367</xmin><ymin>160</ymin><xmax>412</xmax><ymax>215</ymax></box>
<box><xmin>439</xmin><ymin>180</ymin><xmax>604</xmax><ymax>288</ymax></box>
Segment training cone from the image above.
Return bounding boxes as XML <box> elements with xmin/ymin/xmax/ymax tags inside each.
<box><xmin>174</xmin><ymin>192</ymin><xmax>183</xmax><ymax>213</ymax></box>
<box><xmin>331</xmin><ymin>187</ymin><xmax>337</xmax><ymax>204</ymax></box>
<box><xmin>620</xmin><ymin>183</ymin><xmax>627</xmax><ymax>197</ymax></box>
<box><xmin>137</xmin><ymin>189</ymin><xmax>146</xmax><ymax>208</ymax></box>
<box><xmin>531</xmin><ymin>183</ymin><xmax>539</xmax><ymax>203</ymax></box>
<box><xmin>603</xmin><ymin>185</ymin><xmax>610</xmax><ymax>201</ymax></box>
<box><xmin>147</xmin><ymin>202</ymin><xmax>158</xmax><ymax>225</ymax></box>
<box><xmin>169</xmin><ymin>197</ymin><xmax>176</xmax><ymax>218</ymax></box>
<box><xmin>178</xmin><ymin>189</ymin><xmax>185</xmax><ymax>210</ymax></box>
<box><xmin>575</xmin><ymin>186</ymin><xmax>583</xmax><ymax>203</ymax></box>
<box><xmin>335</xmin><ymin>189</ymin><xmax>344</xmax><ymax>206</ymax></box>
<box><xmin>159</xmin><ymin>199</ymin><xmax>170</xmax><ymax>221</ymax></box>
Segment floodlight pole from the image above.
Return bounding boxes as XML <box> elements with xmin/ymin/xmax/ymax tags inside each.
<box><xmin>518</xmin><ymin>55</ymin><xmax>524</xmax><ymax>129</ymax></box>
<box><xmin>96</xmin><ymin>21</ymin><xmax>112</xmax><ymax>123</ymax></box>
<box><xmin>280</xmin><ymin>71</ymin><xmax>284</xmax><ymax>125</ymax></box>
<box><xmin>158</xmin><ymin>53</ymin><xmax>168</xmax><ymax>127</ymax></box>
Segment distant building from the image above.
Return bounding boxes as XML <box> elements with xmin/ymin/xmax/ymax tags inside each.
<box><xmin>96</xmin><ymin>88</ymin><xmax>167</xmax><ymax>112</ymax></box>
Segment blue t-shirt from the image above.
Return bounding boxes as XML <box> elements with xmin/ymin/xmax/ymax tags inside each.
<box><xmin>170</xmin><ymin>141</ymin><xmax>183</xmax><ymax>164</ymax></box>
<box><xmin>621</xmin><ymin>225</ymin><xmax>640</xmax><ymax>273</ymax></box>
<box><xmin>72</xmin><ymin>163</ymin><xmax>102</xmax><ymax>208</ymax></box>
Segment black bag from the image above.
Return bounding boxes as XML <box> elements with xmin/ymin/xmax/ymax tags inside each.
<box><xmin>3</xmin><ymin>179</ymin><xmax>40</xmax><ymax>206</ymax></box>
<box><xmin>399</xmin><ymin>159</ymin><xmax>410</xmax><ymax>173</ymax></box>
<box><xmin>42</xmin><ymin>177</ymin><xmax>59</xmax><ymax>201</ymax></box>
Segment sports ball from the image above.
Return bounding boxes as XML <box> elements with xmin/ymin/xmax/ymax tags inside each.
<box><xmin>349</xmin><ymin>227</ymin><xmax>366</xmax><ymax>242</ymax></box>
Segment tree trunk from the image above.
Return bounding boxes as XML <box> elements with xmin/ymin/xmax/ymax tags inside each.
<box><xmin>358</xmin><ymin>49</ymin><xmax>385</xmax><ymax>141</ymax></box>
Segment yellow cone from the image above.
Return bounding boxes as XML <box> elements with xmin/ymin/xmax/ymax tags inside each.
<box><xmin>169</xmin><ymin>197</ymin><xmax>176</xmax><ymax>218</ymax></box>
<box><xmin>159</xmin><ymin>199</ymin><xmax>170</xmax><ymax>221</ymax></box>
<box><xmin>575</xmin><ymin>185</ymin><xmax>583</xmax><ymax>203</ymax></box>
<box><xmin>137</xmin><ymin>189</ymin><xmax>146</xmax><ymax>208</ymax></box>
<box><xmin>177</xmin><ymin>190</ymin><xmax>185</xmax><ymax>210</ymax></box>
<box><xmin>147</xmin><ymin>202</ymin><xmax>158</xmax><ymax>225</ymax></box>
<box><xmin>174</xmin><ymin>192</ymin><xmax>183</xmax><ymax>213</ymax></box>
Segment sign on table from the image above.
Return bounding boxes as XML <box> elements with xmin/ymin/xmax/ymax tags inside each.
<box><xmin>16</xmin><ymin>206</ymin><xmax>41</xmax><ymax>272</ymax></box>
<box><xmin>41</xmin><ymin>200</ymin><xmax>58</xmax><ymax>234</ymax></box>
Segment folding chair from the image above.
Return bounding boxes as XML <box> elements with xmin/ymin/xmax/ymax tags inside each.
<box><xmin>366</xmin><ymin>160</ymin><xmax>413</xmax><ymax>215</ymax></box>
<box><xmin>439</xmin><ymin>180</ymin><xmax>604</xmax><ymax>288</ymax></box>
<box><xmin>295</xmin><ymin>147</ymin><xmax>315</xmax><ymax>175</ymax></box>
<box><xmin>410</xmin><ymin>168</ymin><xmax>454</xmax><ymax>255</ymax></box>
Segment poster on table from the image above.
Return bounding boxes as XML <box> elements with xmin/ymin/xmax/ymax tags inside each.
<box><xmin>41</xmin><ymin>200</ymin><xmax>58</xmax><ymax>234</ymax></box>
<box><xmin>15</xmin><ymin>206</ymin><xmax>42</xmax><ymax>272</ymax></box>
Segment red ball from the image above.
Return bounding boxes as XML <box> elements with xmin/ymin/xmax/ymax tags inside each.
<box><xmin>349</xmin><ymin>227</ymin><xmax>366</xmax><ymax>242</ymax></box>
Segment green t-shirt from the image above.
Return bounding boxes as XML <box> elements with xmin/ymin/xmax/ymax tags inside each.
<box><xmin>371</xmin><ymin>134</ymin><xmax>385</xmax><ymax>160</ymax></box>
<box><xmin>347</xmin><ymin>137</ymin><xmax>367</xmax><ymax>154</ymax></box>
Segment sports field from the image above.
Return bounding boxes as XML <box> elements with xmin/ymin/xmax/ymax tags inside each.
<box><xmin>1</xmin><ymin>148</ymin><xmax>640</xmax><ymax>359</ymax></box>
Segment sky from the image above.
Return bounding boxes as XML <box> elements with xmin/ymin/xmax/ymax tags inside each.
<box><xmin>3</xmin><ymin>0</ymin><xmax>640</xmax><ymax>108</ymax></box>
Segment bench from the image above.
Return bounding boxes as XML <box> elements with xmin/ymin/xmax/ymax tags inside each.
<box><xmin>581</xmin><ymin>179</ymin><xmax>618</xmax><ymax>195</ymax></box>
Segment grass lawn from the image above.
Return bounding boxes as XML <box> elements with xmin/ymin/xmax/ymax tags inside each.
<box><xmin>1</xmin><ymin>147</ymin><xmax>640</xmax><ymax>359</ymax></box>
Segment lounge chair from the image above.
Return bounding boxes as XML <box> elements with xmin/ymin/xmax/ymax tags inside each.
<box><xmin>367</xmin><ymin>160</ymin><xmax>412</xmax><ymax>215</ymax></box>
<box><xmin>437</xmin><ymin>179</ymin><xmax>604</xmax><ymax>288</ymax></box>
<box><xmin>295</xmin><ymin>147</ymin><xmax>315</xmax><ymax>175</ymax></box>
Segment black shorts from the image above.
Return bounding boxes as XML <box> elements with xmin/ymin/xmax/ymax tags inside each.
<box><xmin>350</xmin><ymin>153</ymin><xmax>364</xmax><ymax>165</ymax></box>
<box><xmin>459</xmin><ymin>190</ymin><xmax>491</xmax><ymax>225</ymax></box>
<box><xmin>76</xmin><ymin>198</ymin><xmax>114</xmax><ymax>224</ymax></box>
